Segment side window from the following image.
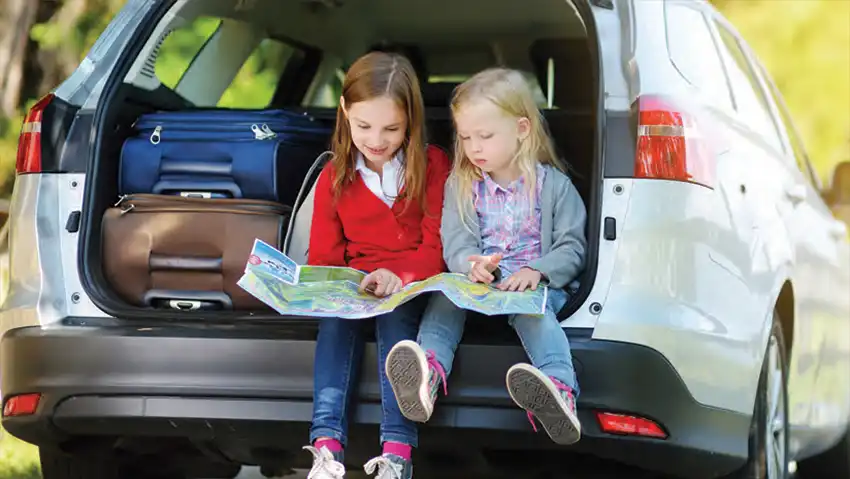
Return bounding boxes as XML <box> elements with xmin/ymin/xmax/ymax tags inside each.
<box><xmin>761</xmin><ymin>70</ymin><xmax>821</xmax><ymax>187</ymax></box>
<box><xmin>713</xmin><ymin>22</ymin><xmax>785</xmax><ymax>153</ymax></box>
<box><xmin>218</xmin><ymin>39</ymin><xmax>295</xmax><ymax>108</ymax></box>
<box><xmin>304</xmin><ymin>68</ymin><xmax>345</xmax><ymax>108</ymax></box>
<box><xmin>426</xmin><ymin>72</ymin><xmax>548</xmax><ymax>108</ymax></box>
<box><xmin>664</xmin><ymin>3</ymin><xmax>733</xmax><ymax>110</ymax></box>
<box><xmin>155</xmin><ymin>17</ymin><xmax>222</xmax><ymax>89</ymax></box>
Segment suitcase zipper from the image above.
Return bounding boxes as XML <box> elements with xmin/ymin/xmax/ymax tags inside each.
<box><xmin>251</xmin><ymin>123</ymin><xmax>278</xmax><ymax>140</ymax></box>
<box><xmin>147</xmin><ymin>123</ymin><xmax>280</xmax><ymax>143</ymax></box>
<box><xmin>114</xmin><ymin>194</ymin><xmax>290</xmax><ymax>216</ymax></box>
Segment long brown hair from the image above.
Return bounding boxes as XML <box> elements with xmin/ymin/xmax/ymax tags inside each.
<box><xmin>330</xmin><ymin>51</ymin><xmax>428</xmax><ymax>210</ymax></box>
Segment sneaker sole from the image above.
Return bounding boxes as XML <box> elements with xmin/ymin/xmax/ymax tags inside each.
<box><xmin>506</xmin><ymin>364</ymin><xmax>581</xmax><ymax>445</ymax></box>
<box><xmin>386</xmin><ymin>342</ymin><xmax>432</xmax><ymax>423</ymax></box>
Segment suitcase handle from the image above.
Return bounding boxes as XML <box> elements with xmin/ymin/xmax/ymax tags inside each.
<box><xmin>152</xmin><ymin>179</ymin><xmax>243</xmax><ymax>198</ymax></box>
<box><xmin>143</xmin><ymin>289</ymin><xmax>234</xmax><ymax>311</ymax></box>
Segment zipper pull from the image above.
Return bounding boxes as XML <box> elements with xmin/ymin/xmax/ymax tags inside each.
<box><xmin>114</xmin><ymin>194</ymin><xmax>129</xmax><ymax>207</ymax></box>
<box><xmin>261</xmin><ymin>124</ymin><xmax>277</xmax><ymax>139</ymax></box>
<box><xmin>251</xmin><ymin>124</ymin><xmax>266</xmax><ymax>140</ymax></box>
<box><xmin>150</xmin><ymin>125</ymin><xmax>162</xmax><ymax>145</ymax></box>
<box><xmin>119</xmin><ymin>203</ymin><xmax>135</xmax><ymax>216</ymax></box>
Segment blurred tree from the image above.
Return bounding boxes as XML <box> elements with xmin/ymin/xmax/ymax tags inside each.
<box><xmin>0</xmin><ymin>0</ymin><xmax>41</xmax><ymax>117</ymax></box>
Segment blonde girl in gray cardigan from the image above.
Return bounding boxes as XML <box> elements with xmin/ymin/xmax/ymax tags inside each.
<box><xmin>385</xmin><ymin>68</ymin><xmax>588</xmax><ymax>446</ymax></box>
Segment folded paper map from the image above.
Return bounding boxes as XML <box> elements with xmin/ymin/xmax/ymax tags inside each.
<box><xmin>237</xmin><ymin>239</ymin><xmax>548</xmax><ymax>319</ymax></box>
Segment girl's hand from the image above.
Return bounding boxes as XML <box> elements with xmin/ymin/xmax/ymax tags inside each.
<box><xmin>359</xmin><ymin>268</ymin><xmax>403</xmax><ymax>297</ymax></box>
<box><xmin>497</xmin><ymin>267</ymin><xmax>542</xmax><ymax>292</ymax></box>
<box><xmin>467</xmin><ymin>253</ymin><xmax>503</xmax><ymax>284</ymax></box>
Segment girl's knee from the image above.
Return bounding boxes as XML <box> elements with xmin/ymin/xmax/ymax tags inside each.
<box><xmin>510</xmin><ymin>312</ymin><xmax>562</xmax><ymax>335</ymax></box>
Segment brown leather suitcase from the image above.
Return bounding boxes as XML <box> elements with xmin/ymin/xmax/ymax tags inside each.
<box><xmin>102</xmin><ymin>194</ymin><xmax>291</xmax><ymax>311</ymax></box>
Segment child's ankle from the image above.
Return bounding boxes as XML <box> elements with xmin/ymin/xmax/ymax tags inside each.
<box><xmin>382</xmin><ymin>441</ymin><xmax>412</xmax><ymax>461</ymax></box>
<box><xmin>315</xmin><ymin>437</ymin><xmax>343</xmax><ymax>453</ymax></box>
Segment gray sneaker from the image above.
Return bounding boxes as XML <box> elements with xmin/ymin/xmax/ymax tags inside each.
<box><xmin>385</xmin><ymin>340</ymin><xmax>447</xmax><ymax>422</ymax></box>
<box><xmin>506</xmin><ymin>363</ymin><xmax>582</xmax><ymax>445</ymax></box>
<box><xmin>303</xmin><ymin>445</ymin><xmax>345</xmax><ymax>478</ymax></box>
<box><xmin>363</xmin><ymin>453</ymin><xmax>412</xmax><ymax>479</ymax></box>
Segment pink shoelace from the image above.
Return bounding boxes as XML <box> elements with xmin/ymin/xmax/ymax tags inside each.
<box><xmin>526</xmin><ymin>376</ymin><xmax>573</xmax><ymax>433</ymax></box>
<box><xmin>426</xmin><ymin>350</ymin><xmax>448</xmax><ymax>396</ymax></box>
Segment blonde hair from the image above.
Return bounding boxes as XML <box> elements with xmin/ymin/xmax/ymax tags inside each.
<box><xmin>449</xmin><ymin>68</ymin><xmax>565</xmax><ymax>226</ymax></box>
<box><xmin>330</xmin><ymin>51</ymin><xmax>428</xmax><ymax>211</ymax></box>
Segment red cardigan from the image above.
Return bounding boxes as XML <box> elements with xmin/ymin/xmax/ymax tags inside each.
<box><xmin>308</xmin><ymin>145</ymin><xmax>451</xmax><ymax>284</ymax></box>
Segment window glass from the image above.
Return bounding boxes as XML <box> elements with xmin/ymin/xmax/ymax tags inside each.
<box><xmin>664</xmin><ymin>4</ymin><xmax>733</xmax><ymax>110</ymax></box>
<box><xmin>218</xmin><ymin>39</ymin><xmax>294</xmax><ymax>108</ymax></box>
<box><xmin>760</xmin><ymin>66</ymin><xmax>821</xmax><ymax>187</ymax></box>
<box><xmin>714</xmin><ymin>23</ymin><xmax>785</xmax><ymax>152</ymax></box>
<box><xmin>155</xmin><ymin>17</ymin><xmax>222</xmax><ymax>89</ymax></box>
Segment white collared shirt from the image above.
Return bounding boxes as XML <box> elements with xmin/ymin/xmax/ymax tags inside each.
<box><xmin>355</xmin><ymin>152</ymin><xmax>405</xmax><ymax>207</ymax></box>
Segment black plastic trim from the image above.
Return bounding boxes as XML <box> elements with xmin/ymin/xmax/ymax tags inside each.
<box><xmin>41</xmin><ymin>96</ymin><xmax>81</xmax><ymax>173</ymax></box>
<box><xmin>65</xmin><ymin>211</ymin><xmax>81</xmax><ymax>233</ymax></box>
<box><xmin>603</xmin><ymin>217</ymin><xmax>616</xmax><ymax>240</ymax></box>
<box><xmin>56</xmin><ymin>112</ymin><xmax>94</xmax><ymax>173</ymax></box>
<box><xmin>590</xmin><ymin>0</ymin><xmax>614</xmax><ymax>9</ymax></box>
<box><xmin>602</xmin><ymin>109</ymin><xmax>637</xmax><ymax>178</ymax></box>
<box><xmin>1</xmin><ymin>324</ymin><xmax>750</xmax><ymax>478</ymax></box>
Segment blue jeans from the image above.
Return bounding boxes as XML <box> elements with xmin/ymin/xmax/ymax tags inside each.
<box><xmin>310</xmin><ymin>296</ymin><xmax>425</xmax><ymax>448</ymax></box>
<box><xmin>417</xmin><ymin>288</ymin><xmax>580</xmax><ymax>397</ymax></box>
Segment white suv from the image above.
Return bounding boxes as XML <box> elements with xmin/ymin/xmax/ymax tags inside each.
<box><xmin>2</xmin><ymin>0</ymin><xmax>849</xmax><ymax>478</ymax></box>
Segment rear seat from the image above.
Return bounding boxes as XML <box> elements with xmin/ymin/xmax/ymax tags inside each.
<box><xmin>283</xmin><ymin>152</ymin><xmax>332</xmax><ymax>264</ymax></box>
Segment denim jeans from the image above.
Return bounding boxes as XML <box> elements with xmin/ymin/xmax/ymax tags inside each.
<box><xmin>417</xmin><ymin>288</ymin><xmax>580</xmax><ymax>397</ymax></box>
<box><xmin>310</xmin><ymin>296</ymin><xmax>425</xmax><ymax>448</ymax></box>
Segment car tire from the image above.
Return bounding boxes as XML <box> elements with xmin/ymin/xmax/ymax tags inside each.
<box><xmin>39</xmin><ymin>448</ymin><xmax>192</xmax><ymax>479</ymax></box>
<box><xmin>726</xmin><ymin>312</ymin><xmax>790</xmax><ymax>479</ymax></box>
<box><xmin>39</xmin><ymin>449</ymin><xmax>122</xmax><ymax>479</ymax></box>
<box><xmin>796</xmin><ymin>425</ymin><xmax>850</xmax><ymax>478</ymax></box>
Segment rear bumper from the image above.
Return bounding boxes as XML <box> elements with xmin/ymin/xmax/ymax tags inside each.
<box><xmin>1</xmin><ymin>323</ymin><xmax>751</xmax><ymax>478</ymax></box>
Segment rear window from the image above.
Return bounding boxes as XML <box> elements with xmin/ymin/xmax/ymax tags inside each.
<box><xmin>304</xmin><ymin>38</ymin><xmax>591</xmax><ymax>111</ymax></box>
<box><xmin>127</xmin><ymin>2</ymin><xmax>593</xmax><ymax>115</ymax></box>
<box><xmin>155</xmin><ymin>16</ymin><xmax>222</xmax><ymax>89</ymax></box>
<box><xmin>664</xmin><ymin>3</ymin><xmax>733</xmax><ymax>110</ymax></box>
<box><xmin>153</xmin><ymin>16</ymin><xmax>301</xmax><ymax>108</ymax></box>
<box><xmin>713</xmin><ymin>22</ymin><xmax>785</xmax><ymax>152</ymax></box>
<box><xmin>218</xmin><ymin>39</ymin><xmax>294</xmax><ymax>108</ymax></box>
<box><xmin>427</xmin><ymin>71</ymin><xmax>549</xmax><ymax>109</ymax></box>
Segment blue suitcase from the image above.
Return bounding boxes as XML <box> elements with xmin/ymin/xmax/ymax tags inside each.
<box><xmin>119</xmin><ymin>109</ymin><xmax>331</xmax><ymax>204</ymax></box>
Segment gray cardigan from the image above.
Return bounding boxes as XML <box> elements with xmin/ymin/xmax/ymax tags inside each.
<box><xmin>440</xmin><ymin>165</ymin><xmax>587</xmax><ymax>289</ymax></box>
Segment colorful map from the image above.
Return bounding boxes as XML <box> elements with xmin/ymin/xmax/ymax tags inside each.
<box><xmin>237</xmin><ymin>239</ymin><xmax>548</xmax><ymax>319</ymax></box>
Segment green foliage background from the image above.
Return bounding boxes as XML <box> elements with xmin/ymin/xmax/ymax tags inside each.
<box><xmin>0</xmin><ymin>0</ymin><xmax>848</xmax><ymax>193</ymax></box>
<box><xmin>713</xmin><ymin>0</ymin><xmax>850</xmax><ymax>183</ymax></box>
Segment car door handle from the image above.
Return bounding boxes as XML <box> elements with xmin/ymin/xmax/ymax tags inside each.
<box><xmin>829</xmin><ymin>220</ymin><xmax>848</xmax><ymax>240</ymax></box>
<box><xmin>785</xmin><ymin>184</ymin><xmax>807</xmax><ymax>205</ymax></box>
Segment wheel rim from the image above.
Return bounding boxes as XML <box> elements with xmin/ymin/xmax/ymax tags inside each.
<box><xmin>765</xmin><ymin>334</ymin><xmax>787</xmax><ymax>479</ymax></box>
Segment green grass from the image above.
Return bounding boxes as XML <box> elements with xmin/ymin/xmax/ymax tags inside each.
<box><xmin>0</xmin><ymin>429</ymin><xmax>40</xmax><ymax>479</ymax></box>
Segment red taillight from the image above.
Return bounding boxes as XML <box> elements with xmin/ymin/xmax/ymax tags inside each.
<box><xmin>635</xmin><ymin>94</ymin><xmax>716</xmax><ymax>189</ymax></box>
<box><xmin>596</xmin><ymin>411</ymin><xmax>667</xmax><ymax>439</ymax></box>
<box><xmin>15</xmin><ymin>93</ymin><xmax>55</xmax><ymax>175</ymax></box>
<box><xmin>2</xmin><ymin>393</ymin><xmax>41</xmax><ymax>417</ymax></box>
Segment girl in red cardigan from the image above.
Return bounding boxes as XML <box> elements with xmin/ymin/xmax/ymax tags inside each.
<box><xmin>303</xmin><ymin>51</ymin><xmax>450</xmax><ymax>479</ymax></box>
